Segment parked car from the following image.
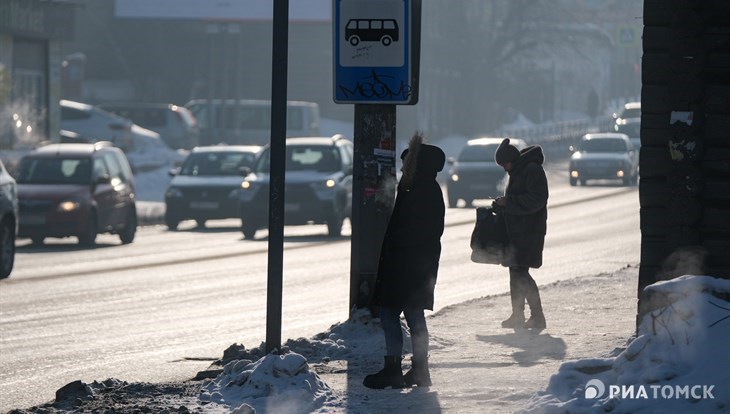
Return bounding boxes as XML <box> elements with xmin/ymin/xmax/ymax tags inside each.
<box><xmin>164</xmin><ymin>145</ymin><xmax>262</xmax><ymax>230</ymax></box>
<box><xmin>98</xmin><ymin>102</ymin><xmax>199</xmax><ymax>150</ymax></box>
<box><xmin>0</xmin><ymin>160</ymin><xmax>18</xmax><ymax>279</ymax></box>
<box><xmin>60</xmin><ymin>100</ymin><xmax>163</xmax><ymax>153</ymax></box>
<box><xmin>15</xmin><ymin>142</ymin><xmax>137</xmax><ymax>245</ymax></box>
<box><xmin>446</xmin><ymin>137</ymin><xmax>526</xmax><ymax>208</ymax></box>
<box><xmin>238</xmin><ymin>135</ymin><xmax>353</xmax><ymax>239</ymax></box>
<box><xmin>569</xmin><ymin>133</ymin><xmax>639</xmax><ymax>186</ymax></box>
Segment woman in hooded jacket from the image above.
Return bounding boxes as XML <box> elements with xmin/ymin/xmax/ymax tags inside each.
<box><xmin>363</xmin><ymin>133</ymin><xmax>446</xmax><ymax>389</ymax></box>
<box><xmin>493</xmin><ymin>138</ymin><xmax>549</xmax><ymax>331</ymax></box>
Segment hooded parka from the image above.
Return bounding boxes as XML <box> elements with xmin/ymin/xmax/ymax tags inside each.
<box><xmin>501</xmin><ymin>145</ymin><xmax>549</xmax><ymax>268</ymax></box>
<box><xmin>374</xmin><ymin>142</ymin><xmax>445</xmax><ymax>310</ymax></box>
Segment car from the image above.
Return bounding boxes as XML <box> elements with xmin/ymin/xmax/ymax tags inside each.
<box><xmin>164</xmin><ymin>145</ymin><xmax>262</xmax><ymax>230</ymax></box>
<box><xmin>14</xmin><ymin>142</ymin><xmax>137</xmax><ymax>245</ymax></box>
<box><xmin>615</xmin><ymin>118</ymin><xmax>641</xmax><ymax>149</ymax></box>
<box><xmin>98</xmin><ymin>102</ymin><xmax>200</xmax><ymax>150</ymax></box>
<box><xmin>446</xmin><ymin>137</ymin><xmax>526</xmax><ymax>208</ymax></box>
<box><xmin>60</xmin><ymin>100</ymin><xmax>163</xmax><ymax>153</ymax></box>
<box><xmin>614</xmin><ymin>101</ymin><xmax>641</xmax><ymax>124</ymax></box>
<box><xmin>569</xmin><ymin>133</ymin><xmax>639</xmax><ymax>186</ymax></box>
<box><xmin>0</xmin><ymin>160</ymin><xmax>18</xmax><ymax>279</ymax></box>
<box><xmin>238</xmin><ymin>135</ymin><xmax>353</xmax><ymax>239</ymax></box>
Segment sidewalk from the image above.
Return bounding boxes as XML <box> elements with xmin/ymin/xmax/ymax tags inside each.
<box><xmin>313</xmin><ymin>266</ymin><xmax>638</xmax><ymax>413</ymax></box>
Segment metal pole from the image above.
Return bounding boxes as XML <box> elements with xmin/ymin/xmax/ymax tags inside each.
<box><xmin>265</xmin><ymin>0</ymin><xmax>288</xmax><ymax>355</ymax></box>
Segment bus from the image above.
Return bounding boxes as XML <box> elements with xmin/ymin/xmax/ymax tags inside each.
<box><xmin>185</xmin><ymin>99</ymin><xmax>320</xmax><ymax>146</ymax></box>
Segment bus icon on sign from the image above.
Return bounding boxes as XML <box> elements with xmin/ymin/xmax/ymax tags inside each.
<box><xmin>345</xmin><ymin>18</ymin><xmax>399</xmax><ymax>46</ymax></box>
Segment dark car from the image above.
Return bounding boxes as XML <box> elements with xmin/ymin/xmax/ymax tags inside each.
<box><xmin>238</xmin><ymin>135</ymin><xmax>354</xmax><ymax>239</ymax></box>
<box><xmin>446</xmin><ymin>137</ymin><xmax>526</xmax><ymax>208</ymax></box>
<box><xmin>15</xmin><ymin>142</ymin><xmax>137</xmax><ymax>245</ymax></box>
<box><xmin>164</xmin><ymin>145</ymin><xmax>261</xmax><ymax>230</ymax></box>
<box><xmin>569</xmin><ymin>133</ymin><xmax>639</xmax><ymax>186</ymax></box>
<box><xmin>0</xmin><ymin>160</ymin><xmax>18</xmax><ymax>278</ymax></box>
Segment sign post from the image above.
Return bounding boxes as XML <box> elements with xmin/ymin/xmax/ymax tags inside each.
<box><xmin>333</xmin><ymin>0</ymin><xmax>421</xmax><ymax>314</ymax></box>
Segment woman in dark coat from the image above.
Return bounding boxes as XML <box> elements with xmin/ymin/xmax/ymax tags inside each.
<box><xmin>494</xmin><ymin>138</ymin><xmax>548</xmax><ymax>331</ymax></box>
<box><xmin>363</xmin><ymin>133</ymin><xmax>445</xmax><ymax>389</ymax></box>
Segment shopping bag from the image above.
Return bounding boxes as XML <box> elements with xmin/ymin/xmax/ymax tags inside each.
<box><xmin>470</xmin><ymin>206</ymin><xmax>507</xmax><ymax>264</ymax></box>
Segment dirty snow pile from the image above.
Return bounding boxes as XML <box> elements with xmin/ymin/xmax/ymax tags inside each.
<box><xmin>522</xmin><ymin>275</ymin><xmax>730</xmax><ymax>414</ymax></box>
<box><xmin>200</xmin><ymin>352</ymin><xmax>330</xmax><ymax>413</ymax></box>
<box><xmin>199</xmin><ymin>308</ymin><xmax>402</xmax><ymax>413</ymax></box>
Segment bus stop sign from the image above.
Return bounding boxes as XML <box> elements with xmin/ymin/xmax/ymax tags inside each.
<box><xmin>333</xmin><ymin>0</ymin><xmax>420</xmax><ymax>105</ymax></box>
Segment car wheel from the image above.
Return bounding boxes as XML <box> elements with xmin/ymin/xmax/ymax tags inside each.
<box><xmin>165</xmin><ymin>214</ymin><xmax>180</xmax><ymax>231</ymax></box>
<box><xmin>569</xmin><ymin>178</ymin><xmax>577</xmax><ymax>186</ymax></box>
<box><xmin>118</xmin><ymin>207</ymin><xmax>137</xmax><ymax>244</ymax></box>
<box><xmin>0</xmin><ymin>218</ymin><xmax>15</xmax><ymax>279</ymax></box>
<box><xmin>242</xmin><ymin>220</ymin><xmax>258</xmax><ymax>240</ymax></box>
<box><xmin>79</xmin><ymin>211</ymin><xmax>98</xmax><ymax>246</ymax></box>
<box><xmin>196</xmin><ymin>219</ymin><xmax>206</xmax><ymax>228</ymax></box>
<box><xmin>31</xmin><ymin>237</ymin><xmax>45</xmax><ymax>245</ymax></box>
<box><xmin>327</xmin><ymin>214</ymin><xmax>344</xmax><ymax>237</ymax></box>
<box><xmin>579</xmin><ymin>179</ymin><xmax>587</xmax><ymax>186</ymax></box>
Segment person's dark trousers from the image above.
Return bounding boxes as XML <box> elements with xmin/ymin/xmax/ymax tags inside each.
<box><xmin>509</xmin><ymin>266</ymin><xmax>546</xmax><ymax>329</ymax></box>
<box><xmin>379</xmin><ymin>306</ymin><xmax>432</xmax><ymax>386</ymax></box>
<box><xmin>380</xmin><ymin>306</ymin><xmax>429</xmax><ymax>361</ymax></box>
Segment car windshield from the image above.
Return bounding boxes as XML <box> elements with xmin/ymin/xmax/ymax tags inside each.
<box><xmin>458</xmin><ymin>144</ymin><xmax>500</xmax><ymax>162</ymax></box>
<box><xmin>255</xmin><ymin>145</ymin><xmax>341</xmax><ymax>173</ymax></box>
<box><xmin>580</xmin><ymin>138</ymin><xmax>627</xmax><ymax>153</ymax></box>
<box><xmin>180</xmin><ymin>152</ymin><xmax>256</xmax><ymax>176</ymax></box>
<box><xmin>15</xmin><ymin>157</ymin><xmax>92</xmax><ymax>185</ymax></box>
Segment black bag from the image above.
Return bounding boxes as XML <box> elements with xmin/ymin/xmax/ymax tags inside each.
<box><xmin>470</xmin><ymin>206</ymin><xmax>507</xmax><ymax>264</ymax></box>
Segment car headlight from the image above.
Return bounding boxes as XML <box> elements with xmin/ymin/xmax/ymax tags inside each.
<box><xmin>241</xmin><ymin>181</ymin><xmax>252</xmax><ymax>190</ymax></box>
<box><xmin>165</xmin><ymin>187</ymin><xmax>183</xmax><ymax>198</ymax></box>
<box><xmin>451</xmin><ymin>174</ymin><xmax>459</xmax><ymax>182</ymax></box>
<box><xmin>325</xmin><ymin>179</ymin><xmax>336</xmax><ymax>188</ymax></box>
<box><xmin>57</xmin><ymin>200</ymin><xmax>81</xmax><ymax>213</ymax></box>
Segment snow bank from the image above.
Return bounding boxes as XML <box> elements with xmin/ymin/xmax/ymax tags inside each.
<box><xmin>522</xmin><ymin>275</ymin><xmax>730</xmax><ymax>414</ymax></box>
<box><xmin>200</xmin><ymin>351</ymin><xmax>330</xmax><ymax>413</ymax></box>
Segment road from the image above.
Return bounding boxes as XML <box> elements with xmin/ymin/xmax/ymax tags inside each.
<box><xmin>0</xmin><ymin>166</ymin><xmax>640</xmax><ymax>411</ymax></box>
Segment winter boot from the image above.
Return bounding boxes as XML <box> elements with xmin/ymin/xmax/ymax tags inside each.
<box><xmin>525</xmin><ymin>312</ymin><xmax>546</xmax><ymax>330</ymax></box>
<box><xmin>525</xmin><ymin>278</ymin><xmax>546</xmax><ymax>331</ymax></box>
<box><xmin>503</xmin><ymin>270</ymin><xmax>527</xmax><ymax>328</ymax></box>
<box><xmin>501</xmin><ymin>313</ymin><xmax>526</xmax><ymax>329</ymax></box>
<box><xmin>404</xmin><ymin>357</ymin><xmax>432</xmax><ymax>387</ymax></box>
<box><xmin>363</xmin><ymin>356</ymin><xmax>405</xmax><ymax>389</ymax></box>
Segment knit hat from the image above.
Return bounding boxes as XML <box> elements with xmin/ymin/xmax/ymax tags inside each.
<box><xmin>494</xmin><ymin>138</ymin><xmax>520</xmax><ymax>166</ymax></box>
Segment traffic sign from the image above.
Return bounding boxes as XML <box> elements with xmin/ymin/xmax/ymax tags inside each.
<box><xmin>333</xmin><ymin>0</ymin><xmax>420</xmax><ymax>105</ymax></box>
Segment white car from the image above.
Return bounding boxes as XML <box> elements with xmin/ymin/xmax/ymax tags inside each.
<box><xmin>0</xmin><ymin>160</ymin><xmax>18</xmax><ymax>279</ymax></box>
<box><xmin>60</xmin><ymin>100</ymin><xmax>165</xmax><ymax>153</ymax></box>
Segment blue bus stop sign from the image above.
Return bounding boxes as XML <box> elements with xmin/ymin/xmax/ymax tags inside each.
<box><xmin>333</xmin><ymin>0</ymin><xmax>420</xmax><ymax>105</ymax></box>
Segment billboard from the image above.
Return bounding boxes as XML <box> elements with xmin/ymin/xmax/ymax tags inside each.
<box><xmin>114</xmin><ymin>0</ymin><xmax>331</xmax><ymax>22</ymax></box>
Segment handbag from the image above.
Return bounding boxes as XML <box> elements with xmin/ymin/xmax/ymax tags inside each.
<box><xmin>470</xmin><ymin>206</ymin><xmax>507</xmax><ymax>264</ymax></box>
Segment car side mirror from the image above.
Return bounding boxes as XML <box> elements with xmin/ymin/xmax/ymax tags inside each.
<box><xmin>239</xmin><ymin>166</ymin><xmax>252</xmax><ymax>177</ymax></box>
<box><xmin>168</xmin><ymin>167</ymin><xmax>180</xmax><ymax>177</ymax></box>
<box><xmin>95</xmin><ymin>175</ymin><xmax>112</xmax><ymax>185</ymax></box>
<box><xmin>447</xmin><ymin>156</ymin><xmax>455</xmax><ymax>164</ymax></box>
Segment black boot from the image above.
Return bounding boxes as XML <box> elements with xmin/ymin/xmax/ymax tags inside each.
<box><xmin>363</xmin><ymin>356</ymin><xmax>405</xmax><ymax>389</ymax></box>
<box><xmin>404</xmin><ymin>357</ymin><xmax>432</xmax><ymax>387</ymax></box>
<box><xmin>525</xmin><ymin>276</ymin><xmax>546</xmax><ymax>330</ymax></box>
